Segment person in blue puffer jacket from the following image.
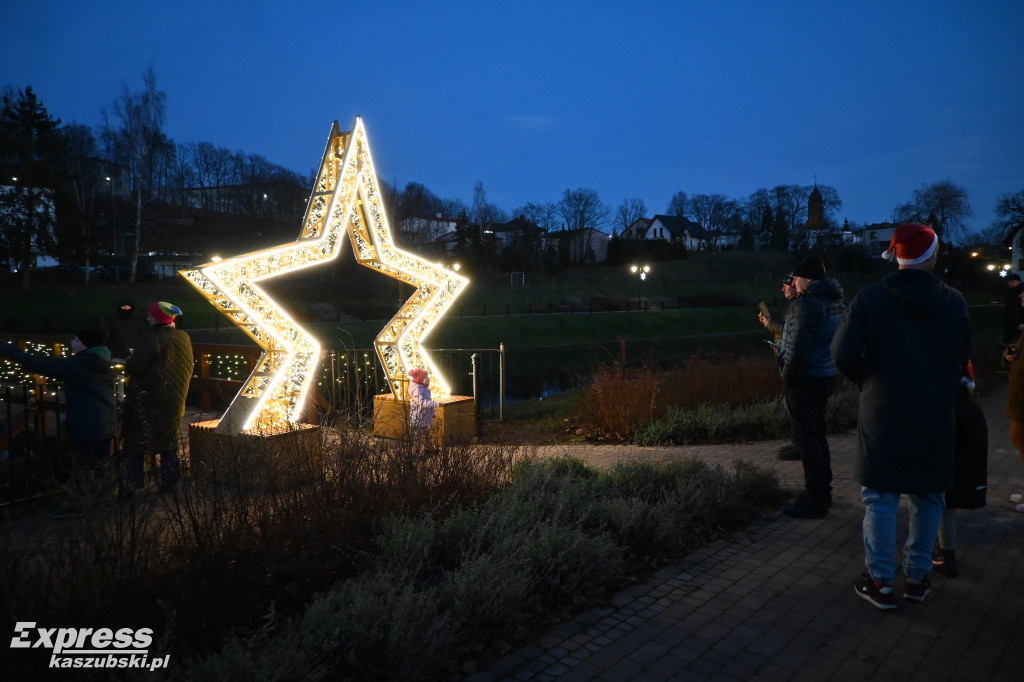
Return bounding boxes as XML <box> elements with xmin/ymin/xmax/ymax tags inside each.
<box><xmin>778</xmin><ymin>255</ymin><xmax>846</xmax><ymax>518</ymax></box>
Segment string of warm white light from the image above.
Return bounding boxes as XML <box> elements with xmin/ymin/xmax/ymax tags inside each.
<box><xmin>180</xmin><ymin>118</ymin><xmax>468</xmax><ymax>436</ymax></box>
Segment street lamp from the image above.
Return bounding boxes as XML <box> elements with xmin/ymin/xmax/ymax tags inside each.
<box><xmin>630</xmin><ymin>264</ymin><xmax>650</xmax><ymax>310</ymax></box>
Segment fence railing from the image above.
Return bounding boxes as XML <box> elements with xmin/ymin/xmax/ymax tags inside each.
<box><xmin>1</xmin><ymin>340</ymin><xmax>504</xmax><ymax>506</ymax></box>
<box><xmin>190</xmin><ymin>344</ymin><xmax>505</xmax><ymax>426</ymax></box>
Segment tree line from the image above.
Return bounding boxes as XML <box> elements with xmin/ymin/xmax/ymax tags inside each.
<box><xmin>4</xmin><ymin>67</ymin><xmax>1024</xmax><ymax>289</ymax></box>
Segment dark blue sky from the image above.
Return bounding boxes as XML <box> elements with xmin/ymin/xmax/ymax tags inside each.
<box><xmin>3</xmin><ymin>1</ymin><xmax>1022</xmax><ymax>236</ymax></box>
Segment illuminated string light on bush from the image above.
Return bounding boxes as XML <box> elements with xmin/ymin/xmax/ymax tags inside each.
<box><xmin>180</xmin><ymin>118</ymin><xmax>468</xmax><ymax>436</ymax></box>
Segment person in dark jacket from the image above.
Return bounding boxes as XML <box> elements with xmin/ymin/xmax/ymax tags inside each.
<box><xmin>105</xmin><ymin>297</ymin><xmax>149</xmax><ymax>361</ymax></box>
<box><xmin>121</xmin><ymin>301</ymin><xmax>193</xmax><ymax>494</ymax></box>
<box><xmin>932</xmin><ymin>364</ymin><xmax>988</xmax><ymax>577</ymax></box>
<box><xmin>778</xmin><ymin>255</ymin><xmax>846</xmax><ymax>518</ymax></box>
<box><xmin>759</xmin><ymin>272</ymin><xmax>801</xmax><ymax>461</ymax></box>
<box><xmin>0</xmin><ymin>328</ymin><xmax>117</xmax><ymax>518</ymax></box>
<box><xmin>832</xmin><ymin>223</ymin><xmax>971</xmax><ymax>610</ymax></box>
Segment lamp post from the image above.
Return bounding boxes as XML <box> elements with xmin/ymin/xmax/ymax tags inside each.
<box><xmin>630</xmin><ymin>264</ymin><xmax>650</xmax><ymax>310</ymax></box>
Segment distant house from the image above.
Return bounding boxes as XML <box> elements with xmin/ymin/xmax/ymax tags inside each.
<box><xmin>647</xmin><ymin>214</ymin><xmax>708</xmax><ymax>250</ymax></box>
<box><xmin>398</xmin><ymin>213</ymin><xmax>460</xmax><ymax>247</ymax></box>
<box><xmin>487</xmin><ymin>216</ymin><xmax>547</xmax><ymax>246</ymax></box>
<box><xmin>546</xmin><ymin>227</ymin><xmax>612</xmax><ymax>264</ymax></box>
<box><xmin>620</xmin><ymin>218</ymin><xmax>652</xmax><ymax>239</ymax></box>
<box><xmin>860</xmin><ymin>222</ymin><xmax>897</xmax><ymax>258</ymax></box>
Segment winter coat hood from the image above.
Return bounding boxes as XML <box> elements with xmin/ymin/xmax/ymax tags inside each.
<box><xmin>881</xmin><ymin>269</ymin><xmax>953</xmax><ymax>317</ymax></box>
<box><xmin>802</xmin><ymin>277</ymin><xmax>844</xmax><ymax>302</ymax></box>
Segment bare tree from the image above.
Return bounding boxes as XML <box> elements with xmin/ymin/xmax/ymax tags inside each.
<box><xmin>745</xmin><ymin>188</ymin><xmax>774</xmax><ymax>246</ymax></box>
<box><xmin>689</xmin><ymin>193</ymin><xmax>737</xmax><ymax>247</ymax></box>
<box><xmin>992</xmin><ymin>189</ymin><xmax>1024</xmax><ymax>243</ymax></box>
<box><xmin>666</xmin><ymin>190</ymin><xmax>688</xmax><ymax>217</ymax></box>
<box><xmin>513</xmin><ymin>201</ymin><xmax>559</xmax><ymax>231</ymax></box>
<box><xmin>471</xmin><ymin>181</ymin><xmax>506</xmax><ymax>225</ymax></box>
<box><xmin>558</xmin><ymin>187</ymin><xmax>609</xmax><ymax>264</ymax></box>
<box><xmin>104</xmin><ymin>65</ymin><xmax>166</xmax><ymax>281</ymax></box>
<box><xmin>61</xmin><ymin>122</ymin><xmax>102</xmax><ymax>281</ymax></box>
<box><xmin>893</xmin><ymin>180</ymin><xmax>972</xmax><ymax>242</ymax></box>
<box><xmin>614</xmin><ymin>197</ymin><xmax>647</xmax><ymax>234</ymax></box>
<box><xmin>166</xmin><ymin>145</ymin><xmax>195</xmax><ymax>211</ymax></box>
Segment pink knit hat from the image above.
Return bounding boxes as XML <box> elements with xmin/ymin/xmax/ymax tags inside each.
<box><xmin>148</xmin><ymin>301</ymin><xmax>182</xmax><ymax>325</ymax></box>
<box><xmin>407</xmin><ymin>368</ymin><xmax>428</xmax><ymax>385</ymax></box>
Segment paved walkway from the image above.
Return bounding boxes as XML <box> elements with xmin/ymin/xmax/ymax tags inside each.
<box><xmin>467</xmin><ymin>383</ymin><xmax>1024</xmax><ymax>682</ymax></box>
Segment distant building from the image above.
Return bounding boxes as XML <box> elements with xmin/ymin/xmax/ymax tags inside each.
<box><xmin>860</xmin><ymin>223</ymin><xmax>897</xmax><ymax>258</ymax></box>
<box><xmin>546</xmin><ymin>227</ymin><xmax>611</xmax><ymax>264</ymax></box>
<box><xmin>620</xmin><ymin>217</ymin><xmax>652</xmax><ymax>239</ymax></box>
<box><xmin>647</xmin><ymin>214</ymin><xmax>708</xmax><ymax>250</ymax></box>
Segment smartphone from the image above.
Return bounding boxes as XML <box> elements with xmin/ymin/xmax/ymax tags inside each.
<box><xmin>763</xmin><ymin>339</ymin><xmax>781</xmax><ymax>352</ymax></box>
<box><xmin>758</xmin><ymin>301</ymin><xmax>770</xmax><ymax>318</ymax></box>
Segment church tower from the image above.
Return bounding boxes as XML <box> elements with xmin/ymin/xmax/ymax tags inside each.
<box><xmin>806</xmin><ymin>181</ymin><xmax>825</xmax><ymax>232</ymax></box>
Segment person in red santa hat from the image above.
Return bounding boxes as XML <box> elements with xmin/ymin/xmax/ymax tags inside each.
<box><xmin>832</xmin><ymin>223</ymin><xmax>971</xmax><ymax>609</ymax></box>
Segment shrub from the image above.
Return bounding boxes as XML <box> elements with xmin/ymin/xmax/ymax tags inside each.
<box><xmin>572</xmin><ymin>350</ymin><xmax>785</xmax><ymax>442</ymax></box>
<box><xmin>173</xmin><ymin>454</ymin><xmax>781</xmax><ymax>681</ymax></box>
<box><xmin>634</xmin><ymin>380</ymin><xmax>859</xmax><ymax>446</ymax></box>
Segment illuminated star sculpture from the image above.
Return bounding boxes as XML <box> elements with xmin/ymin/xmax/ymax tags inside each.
<box><xmin>180</xmin><ymin>117</ymin><xmax>469</xmax><ymax>436</ymax></box>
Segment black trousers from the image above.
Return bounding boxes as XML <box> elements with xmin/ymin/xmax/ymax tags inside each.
<box><xmin>783</xmin><ymin>375</ymin><xmax>836</xmax><ymax>504</ymax></box>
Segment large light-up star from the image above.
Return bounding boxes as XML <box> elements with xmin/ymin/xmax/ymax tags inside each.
<box><xmin>180</xmin><ymin>118</ymin><xmax>469</xmax><ymax>436</ymax></box>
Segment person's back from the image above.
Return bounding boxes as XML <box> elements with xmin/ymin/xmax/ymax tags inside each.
<box><xmin>837</xmin><ymin>268</ymin><xmax>970</xmax><ymax>492</ymax></box>
<box><xmin>831</xmin><ymin>223</ymin><xmax>971</xmax><ymax>610</ymax></box>
<box><xmin>121</xmin><ymin>301</ymin><xmax>193</xmax><ymax>493</ymax></box>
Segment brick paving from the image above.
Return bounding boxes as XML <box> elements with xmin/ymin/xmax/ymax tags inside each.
<box><xmin>466</xmin><ymin>383</ymin><xmax>1024</xmax><ymax>682</ymax></box>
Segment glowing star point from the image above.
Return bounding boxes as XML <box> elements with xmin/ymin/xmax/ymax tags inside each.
<box><xmin>180</xmin><ymin>118</ymin><xmax>468</xmax><ymax>436</ymax></box>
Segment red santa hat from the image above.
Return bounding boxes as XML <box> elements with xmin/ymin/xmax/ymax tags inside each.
<box><xmin>881</xmin><ymin>223</ymin><xmax>939</xmax><ymax>265</ymax></box>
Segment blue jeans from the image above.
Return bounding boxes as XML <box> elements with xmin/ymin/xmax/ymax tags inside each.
<box><xmin>861</xmin><ymin>487</ymin><xmax>945</xmax><ymax>584</ymax></box>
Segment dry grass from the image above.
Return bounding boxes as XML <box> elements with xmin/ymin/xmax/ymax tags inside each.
<box><xmin>572</xmin><ymin>342</ymin><xmax>783</xmax><ymax>442</ymax></box>
<box><xmin>0</xmin><ymin>424</ymin><xmax>528</xmax><ymax>672</ymax></box>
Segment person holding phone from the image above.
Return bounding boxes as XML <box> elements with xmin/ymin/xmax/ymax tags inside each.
<box><xmin>759</xmin><ymin>273</ymin><xmax>801</xmax><ymax>460</ymax></box>
<box><xmin>777</xmin><ymin>256</ymin><xmax>846</xmax><ymax>518</ymax></box>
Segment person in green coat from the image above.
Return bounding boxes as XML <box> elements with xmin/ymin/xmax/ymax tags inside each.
<box><xmin>120</xmin><ymin>301</ymin><xmax>193</xmax><ymax>494</ymax></box>
<box><xmin>0</xmin><ymin>328</ymin><xmax>116</xmax><ymax>518</ymax></box>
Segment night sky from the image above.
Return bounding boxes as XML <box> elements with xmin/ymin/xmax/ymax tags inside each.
<box><xmin>3</xmin><ymin>1</ymin><xmax>1022</xmax><ymax>235</ymax></box>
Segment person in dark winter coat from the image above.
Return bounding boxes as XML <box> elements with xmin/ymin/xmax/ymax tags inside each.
<box><xmin>759</xmin><ymin>272</ymin><xmax>802</xmax><ymax>461</ymax></box>
<box><xmin>121</xmin><ymin>301</ymin><xmax>193</xmax><ymax>493</ymax></box>
<box><xmin>832</xmin><ymin>223</ymin><xmax>971</xmax><ymax>610</ymax></box>
<box><xmin>932</xmin><ymin>366</ymin><xmax>988</xmax><ymax>577</ymax></box>
<box><xmin>105</xmin><ymin>297</ymin><xmax>149</xmax><ymax>361</ymax></box>
<box><xmin>778</xmin><ymin>255</ymin><xmax>846</xmax><ymax>518</ymax></box>
<box><xmin>0</xmin><ymin>328</ymin><xmax>116</xmax><ymax>518</ymax></box>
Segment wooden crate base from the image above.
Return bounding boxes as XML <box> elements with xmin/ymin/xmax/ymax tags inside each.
<box><xmin>188</xmin><ymin>420</ymin><xmax>322</xmax><ymax>488</ymax></box>
<box><xmin>373</xmin><ymin>394</ymin><xmax>476</xmax><ymax>443</ymax></box>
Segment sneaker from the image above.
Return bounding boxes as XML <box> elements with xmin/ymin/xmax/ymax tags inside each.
<box><xmin>782</xmin><ymin>493</ymin><xmax>828</xmax><ymax>519</ymax></box>
<box><xmin>855</xmin><ymin>576</ymin><xmax>897</xmax><ymax>610</ymax></box>
<box><xmin>777</xmin><ymin>444</ymin><xmax>801</xmax><ymax>461</ymax></box>
<box><xmin>1010</xmin><ymin>492</ymin><xmax>1024</xmax><ymax>503</ymax></box>
<box><xmin>1016</xmin><ymin>503</ymin><xmax>1024</xmax><ymax>513</ymax></box>
<box><xmin>47</xmin><ymin>501</ymin><xmax>84</xmax><ymax>519</ymax></box>
<box><xmin>904</xmin><ymin>576</ymin><xmax>932</xmax><ymax>602</ymax></box>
